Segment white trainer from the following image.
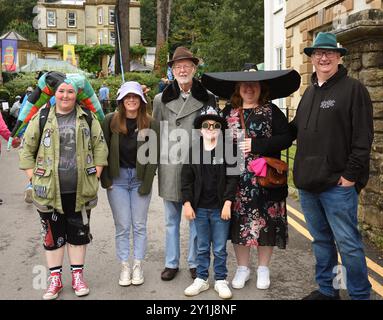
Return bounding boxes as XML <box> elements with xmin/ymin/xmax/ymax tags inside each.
<box><xmin>119</xmin><ymin>262</ymin><xmax>131</xmax><ymax>286</ymax></box>
<box><xmin>132</xmin><ymin>260</ymin><xmax>144</xmax><ymax>285</ymax></box>
<box><xmin>214</xmin><ymin>280</ymin><xmax>232</xmax><ymax>299</ymax></box>
<box><xmin>184</xmin><ymin>278</ymin><xmax>209</xmax><ymax>296</ymax></box>
<box><xmin>231</xmin><ymin>266</ymin><xmax>250</xmax><ymax>289</ymax></box>
<box><xmin>256</xmin><ymin>266</ymin><xmax>270</xmax><ymax>289</ymax></box>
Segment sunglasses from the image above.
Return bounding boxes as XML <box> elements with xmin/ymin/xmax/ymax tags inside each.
<box><xmin>201</xmin><ymin>121</ymin><xmax>222</xmax><ymax>130</ymax></box>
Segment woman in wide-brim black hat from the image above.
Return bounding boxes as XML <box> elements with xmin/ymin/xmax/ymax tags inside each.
<box><xmin>201</xmin><ymin>68</ymin><xmax>300</xmax><ymax>290</ymax></box>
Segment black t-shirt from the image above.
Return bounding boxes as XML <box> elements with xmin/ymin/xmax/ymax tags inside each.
<box><xmin>119</xmin><ymin>118</ymin><xmax>138</xmax><ymax>168</ymax></box>
<box><xmin>198</xmin><ymin>147</ymin><xmax>219</xmax><ymax>209</ymax></box>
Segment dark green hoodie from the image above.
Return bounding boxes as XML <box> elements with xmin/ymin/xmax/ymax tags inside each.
<box><xmin>290</xmin><ymin>65</ymin><xmax>373</xmax><ymax>193</ymax></box>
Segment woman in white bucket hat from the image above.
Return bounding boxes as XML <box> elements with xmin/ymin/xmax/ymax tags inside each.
<box><xmin>101</xmin><ymin>81</ymin><xmax>159</xmax><ymax>288</ymax></box>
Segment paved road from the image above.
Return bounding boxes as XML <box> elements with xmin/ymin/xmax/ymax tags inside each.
<box><xmin>0</xmin><ymin>146</ymin><xmax>382</xmax><ymax>301</ymax></box>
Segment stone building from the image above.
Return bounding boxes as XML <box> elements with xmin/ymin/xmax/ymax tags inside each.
<box><xmin>36</xmin><ymin>0</ymin><xmax>141</xmax><ymax>48</ymax></box>
<box><xmin>284</xmin><ymin>0</ymin><xmax>383</xmax><ymax>239</ymax></box>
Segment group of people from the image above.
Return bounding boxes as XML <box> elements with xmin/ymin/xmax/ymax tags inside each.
<box><xmin>4</xmin><ymin>31</ymin><xmax>373</xmax><ymax>300</ymax></box>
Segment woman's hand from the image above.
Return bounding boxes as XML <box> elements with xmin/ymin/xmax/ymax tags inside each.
<box><xmin>221</xmin><ymin>200</ymin><xmax>232</xmax><ymax>220</ymax></box>
<box><xmin>183</xmin><ymin>202</ymin><xmax>195</xmax><ymax>220</ymax></box>
<box><xmin>239</xmin><ymin>138</ymin><xmax>252</xmax><ymax>154</ymax></box>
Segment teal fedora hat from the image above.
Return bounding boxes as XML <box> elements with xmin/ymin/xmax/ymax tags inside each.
<box><xmin>304</xmin><ymin>32</ymin><xmax>348</xmax><ymax>57</ymax></box>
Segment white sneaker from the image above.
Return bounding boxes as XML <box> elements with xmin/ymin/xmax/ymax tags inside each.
<box><xmin>214</xmin><ymin>280</ymin><xmax>232</xmax><ymax>299</ymax></box>
<box><xmin>184</xmin><ymin>278</ymin><xmax>209</xmax><ymax>296</ymax></box>
<box><xmin>24</xmin><ymin>183</ymin><xmax>33</xmax><ymax>204</ymax></box>
<box><xmin>231</xmin><ymin>266</ymin><xmax>250</xmax><ymax>289</ymax></box>
<box><xmin>119</xmin><ymin>262</ymin><xmax>131</xmax><ymax>286</ymax></box>
<box><xmin>132</xmin><ymin>260</ymin><xmax>144</xmax><ymax>285</ymax></box>
<box><xmin>256</xmin><ymin>266</ymin><xmax>270</xmax><ymax>289</ymax></box>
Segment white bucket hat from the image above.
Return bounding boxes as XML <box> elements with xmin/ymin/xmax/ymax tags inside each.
<box><xmin>116</xmin><ymin>81</ymin><xmax>147</xmax><ymax>104</ymax></box>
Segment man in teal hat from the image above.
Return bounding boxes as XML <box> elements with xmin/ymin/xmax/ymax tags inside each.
<box><xmin>290</xmin><ymin>32</ymin><xmax>373</xmax><ymax>300</ymax></box>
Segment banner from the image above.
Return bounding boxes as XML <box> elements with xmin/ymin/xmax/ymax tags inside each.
<box><xmin>1</xmin><ymin>39</ymin><xmax>18</xmax><ymax>72</ymax></box>
<box><xmin>63</xmin><ymin>44</ymin><xmax>76</xmax><ymax>66</ymax></box>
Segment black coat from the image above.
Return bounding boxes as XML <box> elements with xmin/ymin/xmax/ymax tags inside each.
<box><xmin>181</xmin><ymin>139</ymin><xmax>239</xmax><ymax>211</ymax></box>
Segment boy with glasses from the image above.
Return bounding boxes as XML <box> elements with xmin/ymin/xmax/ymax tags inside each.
<box><xmin>181</xmin><ymin>106</ymin><xmax>238</xmax><ymax>299</ymax></box>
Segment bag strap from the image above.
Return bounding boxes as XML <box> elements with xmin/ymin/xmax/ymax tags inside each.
<box><xmin>238</xmin><ymin>107</ymin><xmax>248</xmax><ymax>139</ymax></box>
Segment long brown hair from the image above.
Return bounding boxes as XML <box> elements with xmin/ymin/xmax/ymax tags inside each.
<box><xmin>230</xmin><ymin>81</ymin><xmax>270</xmax><ymax>109</ymax></box>
<box><xmin>110</xmin><ymin>96</ymin><xmax>151</xmax><ymax>134</ymax></box>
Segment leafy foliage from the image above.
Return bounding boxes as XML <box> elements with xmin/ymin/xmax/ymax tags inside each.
<box><xmin>130</xmin><ymin>45</ymin><xmax>147</xmax><ymax>61</ymax></box>
<box><xmin>4</xmin><ymin>19</ymin><xmax>38</xmax><ymax>41</ymax></box>
<box><xmin>52</xmin><ymin>44</ymin><xmax>115</xmax><ymax>73</ymax></box>
<box><xmin>168</xmin><ymin>0</ymin><xmax>264</xmax><ymax>72</ymax></box>
<box><xmin>2</xmin><ymin>72</ymin><xmax>36</xmax><ymax>101</ymax></box>
<box><xmin>141</xmin><ymin>0</ymin><xmax>157</xmax><ymax>47</ymax></box>
<box><xmin>0</xmin><ymin>0</ymin><xmax>37</xmax><ymax>39</ymax></box>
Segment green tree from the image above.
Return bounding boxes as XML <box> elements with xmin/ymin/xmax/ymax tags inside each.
<box><xmin>5</xmin><ymin>20</ymin><xmax>38</xmax><ymax>41</ymax></box>
<box><xmin>168</xmin><ymin>0</ymin><xmax>264</xmax><ymax>72</ymax></box>
<box><xmin>141</xmin><ymin>0</ymin><xmax>156</xmax><ymax>46</ymax></box>
<box><xmin>0</xmin><ymin>0</ymin><xmax>37</xmax><ymax>37</ymax></box>
<box><xmin>154</xmin><ymin>0</ymin><xmax>172</xmax><ymax>76</ymax></box>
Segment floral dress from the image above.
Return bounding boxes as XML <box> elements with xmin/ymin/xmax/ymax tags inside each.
<box><xmin>225</xmin><ymin>104</ymin><xmax>288</xmax><ymax>249</ymax></box>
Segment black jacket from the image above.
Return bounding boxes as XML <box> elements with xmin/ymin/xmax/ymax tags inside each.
<box><xmin>290</xmin><ymin>65</ymin><xmax>373</xmax><ymax>193</ymax></box>
<box><xmin>181</xmin><ymin>139</ymin><xmax>239</xmax><ymax>211</ymax></box>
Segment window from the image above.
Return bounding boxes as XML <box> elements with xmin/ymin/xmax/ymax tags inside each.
<box><xmin>98</xmin><ymin>30</ymin><xmax>103</xmax><ymax>45</ymax></box>
<box><xmin>98</xmin><ymin>8</ymin><xmax>103</xmax><ymax>25</ymax></box>
<box><xmin>276</xmin><ymin>47</ymin><xmax>283</xmax><ymax>70</ymax></box>
<box><xmin>67</xmin><ymin>33</ymin><xmax>77</xmax><ymax>45</ymax></box>
<box><xmin>47</xmin><ymin>11</ymin><xmax>56</xmax><ymax>27</ymax></box>
<box><xmin>47</xmin><ymin>33</ymin><xmax>57</xmax><ymax>47</ymax></box>
<box><xmin>109</xmin><ymin>8</ymin><xmax>115</xmax><ymax>24</ymax></box>
<box><xmin>109</xmin><ymin>31</ymin><xmax>116</xmax><ymax>46</ymax></box>
<box><xmin>67</xmin><ymin>11</ymin><xmax>76</xmax><ymax>28</ymax></box>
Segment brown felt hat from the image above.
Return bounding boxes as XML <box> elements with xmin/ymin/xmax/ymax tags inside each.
<box><xmin>168</xmin><ymin>46</ymin><xmax>199</xmax><ymax>67</ymax></box>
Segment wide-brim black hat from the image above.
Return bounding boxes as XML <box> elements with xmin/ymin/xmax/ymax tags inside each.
<box><xmin>201</xmin><ymin>69</ymin><xmax>301</xmax><ymax>100</ymax></box>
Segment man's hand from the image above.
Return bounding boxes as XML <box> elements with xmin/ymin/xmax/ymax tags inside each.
<box><xmin>338</xmin><ymin>176</ymin><xmax>355</xmax><ymax>187</ymax></box>
<box><xmin>183</xmin><ymin>202</ymin><xmax>195</xmax><ymax>220</ymax></box>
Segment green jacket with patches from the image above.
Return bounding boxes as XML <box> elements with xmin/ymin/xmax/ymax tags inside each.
<box><xmin>19</xmin><ymin>105</ymin><xmax>108</xmax><ymax>213</ymax></box>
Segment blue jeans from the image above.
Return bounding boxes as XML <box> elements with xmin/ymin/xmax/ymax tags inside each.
<box><xmin>107</xmin><ymin>168</ymin><xmax>152</xmax><ymax>262</ymax></box>
<box><xmin>164</xmin><ymin>200</ymin><xmax>197</xmax><ymax>269</ymax></box>
<box><xmin>299</xmin><ymin>186</ymin><xmax>371</xmax><ymax>300</ymax></box>
<box><xmin>195</xmin><ymin>208</ymin><xmax>230</xmax><ymax>281</ymax></box>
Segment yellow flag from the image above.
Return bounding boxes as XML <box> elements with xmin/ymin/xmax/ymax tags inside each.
<box><xmin>63</xmin><ymin>44</ymin><xmax>76</xmax><ymax>66</ymax></box>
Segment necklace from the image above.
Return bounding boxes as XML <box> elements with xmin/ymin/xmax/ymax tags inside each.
<box><xmin>243</xmin><ymin>105</ymin><xmax>257</xmax><ymax>126</ymax></box>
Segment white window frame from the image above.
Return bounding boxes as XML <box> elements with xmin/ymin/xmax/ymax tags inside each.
<box><xmin>109</xmin><ymin>8</ymin><xmax>115</xmax><ymax>25</ymax></box>
<box><xmin>98</xmin><ymin>30</ymin><xmax>103</xmax><ymax>45</ymax></box>
<box><xmin>109</xmin><ymin>31</ymin><xmax>116</xmax><ymax>46</ymax></box>
<box><xmin>67</xmin><ymin>11</ymin><xmax>77</xmax><ymax>28</ymax></box>
<box><xmin>47</xmin><ymin>32</ymin><xmax>57</xmax><ymax>48</ymax></box>
<box><xmin>47</xmin><ymin>10</ymin><xmax>56</xmax><ymax>27</ymax></box>
<box><xmin>67</xmin><ymin>33</ymin><xmax>78</xmax><ymax>45</ymax></box>
<box><xmin>98</xmin><ymin>8</ymin><xmax>103</xmax><ymax>25</ymax></box>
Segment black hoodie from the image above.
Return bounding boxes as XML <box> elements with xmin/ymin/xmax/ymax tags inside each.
<box><xmin>290</xmin><ymin>65</ymin><xmax>373</xmax><ymax>193</ymax></box>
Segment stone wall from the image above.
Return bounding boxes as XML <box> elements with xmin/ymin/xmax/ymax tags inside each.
<box><xmin>337</xmin><ymin>9</ymin><xmax>383</xmax><ymax>238</ymax></box>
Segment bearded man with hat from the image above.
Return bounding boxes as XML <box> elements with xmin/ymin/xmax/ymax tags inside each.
<box><xmin>290</xmin><ymin>32</ymin><xmax>373</xmax><ymax>300</ymax></box>
<box><xmin>153</xmin><ymin>46</ymin><xmax>217</xmax><ymax>281</ymax></box>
